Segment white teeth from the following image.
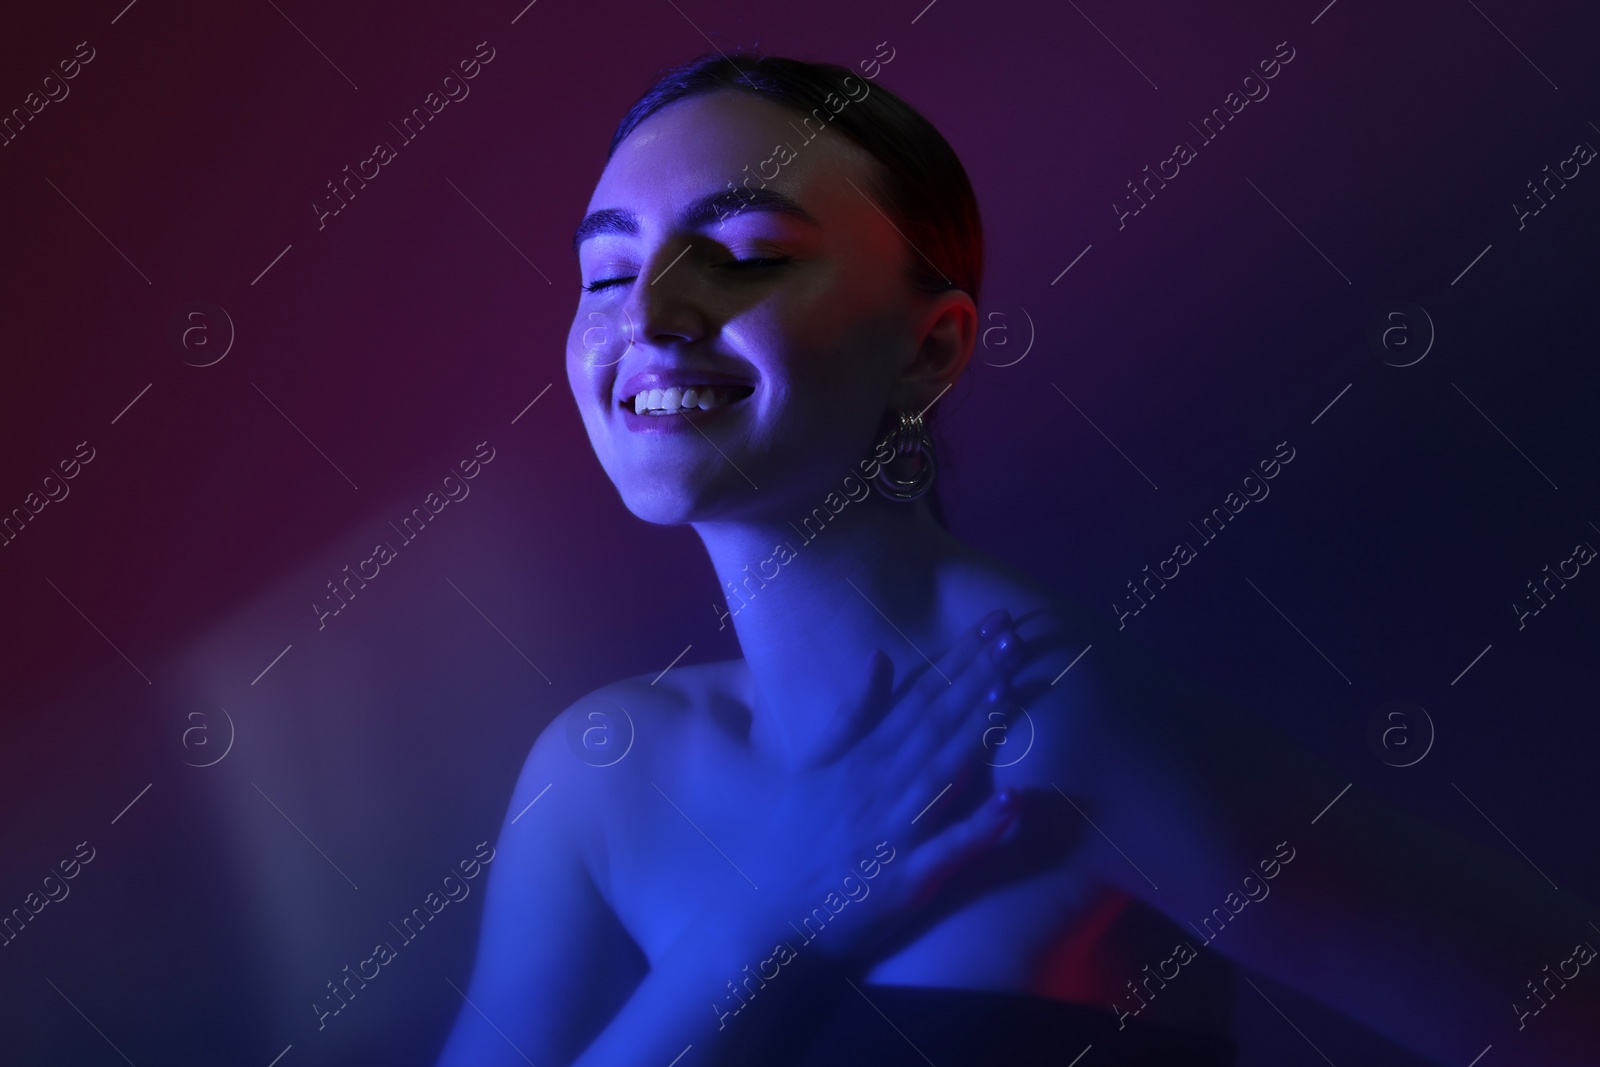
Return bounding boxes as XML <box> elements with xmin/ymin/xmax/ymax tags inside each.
<box><xmin>628</xmin><ymin>385</ymin><xmax>746</xmax><ymax>415</ymax></box>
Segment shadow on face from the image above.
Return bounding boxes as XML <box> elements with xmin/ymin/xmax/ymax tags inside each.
<box><xmin>566</xmin><ymin>89</ymin><xmax>930</xmax><ymax>527</ymax></box>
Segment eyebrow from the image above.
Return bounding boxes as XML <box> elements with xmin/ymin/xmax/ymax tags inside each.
<box><xmin>572</xmin><ymin>188</ymin><xmax>821</xmax><ymax>254</ymax></box>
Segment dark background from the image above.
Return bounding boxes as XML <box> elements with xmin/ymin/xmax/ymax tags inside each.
<box><xmin>1</xmin><ymin>0</ymin><xmax>1596</xmax><ymax>1063</ymax></box>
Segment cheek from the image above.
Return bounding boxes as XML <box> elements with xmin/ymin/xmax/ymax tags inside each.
<box><xmin>566</xmin><ymin>318</ymin><xmax>615</xmax><ymax>402</ymax></box>
<box><xmin>568</xmin><ymin>303</ymin><xmax>633</xmax><ymax>374</ymax></box>
<box><xmin>564</xmin><ymin>325</ymin><xmax>614</xmax><ymax>453</ymax></box>
<box><xmin>733</xmin><ymin>296</ymin><xmax>889</xmax><ymax>398</ymax></box>
<box><xmin>563</xmin><ymin>335</ymin><xmax>589</xmax><ymax>406</ymax></box>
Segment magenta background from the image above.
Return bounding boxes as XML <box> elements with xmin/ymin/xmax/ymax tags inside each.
<box><xmin>2</xmin><ymin>0</ymin><xmax>1598</xmax><ymax>1063</ymax></box>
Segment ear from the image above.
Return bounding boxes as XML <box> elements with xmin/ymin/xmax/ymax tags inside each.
<box><xmin>895</xmin><ymin>289</ymin><xmax>977</xmax><ymax>412</ymax></box>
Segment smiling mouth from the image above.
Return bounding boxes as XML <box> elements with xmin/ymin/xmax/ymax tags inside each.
<box><xmin>621</xmin><ymin>384</ymin><xmax>755</xmax><ymax>415</ymax></box>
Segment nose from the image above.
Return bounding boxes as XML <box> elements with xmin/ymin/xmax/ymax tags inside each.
<box><xmin>618</xmin><ymin>238</ymin><xmax>709</xmax><ymax>348</ymax></box>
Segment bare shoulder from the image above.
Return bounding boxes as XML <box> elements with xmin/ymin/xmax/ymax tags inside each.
<box><xmin>512</xmin><ymin>657</ymin><xmax>749</xmax><ymax>860</ymax></box>
<box><xmin>933</xmin><ymin>548</ymin><xmax>1169</xmax><ymax>788</ymax></box>
<box><xmin>553</xmin><ymin>657</ymin><xmax>750</xmax><ymax>769</ymax></box>
<box><xmin>937</xmin><ymin>549</ymin><xmax>1117</xmax><ymax>690</ymax></box>
<box><xmin>943</xmin><ymin>555</ymin><xmax>1213</xmax><ymax>723</ymax></box>
<box><xmin>518</xmin><ymin>659</ymin><xmax>755</xmax><ymax>799</ymax></box>
<box><xmin>936</xmin><ymin>546</ymin><xmax>1240</xmax><ymax>826</ymax></box>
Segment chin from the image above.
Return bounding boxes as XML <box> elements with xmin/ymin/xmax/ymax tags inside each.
<box><xmin>610</xmin><ymin>475</ymin><xmax>722</xmax><ymax>526</ymax></box>
<box><xmin>596</xmin><ymin>434</ymin><xmax>771</xmax><ymax>527</ymax></box>
<box><xmin>616</xmin><ymin>470</ymin><xmax>786</xmax><ymax>527</ymax></box>
<box><xmin>619</xmin><ymin>492</ymin><xmax>697</xmax><ymax>526</ymax></box>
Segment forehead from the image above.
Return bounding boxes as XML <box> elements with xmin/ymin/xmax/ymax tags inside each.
<box><xmin>584</xmin><ymin>89</ymin><xmax>887</xmax><ymax>237</ymax></box>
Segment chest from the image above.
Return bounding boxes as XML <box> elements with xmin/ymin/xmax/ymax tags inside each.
<box><xmin>593</xmin><ymin>716</ymin><xmax>1092</xmax><ymax>989</ymax></box>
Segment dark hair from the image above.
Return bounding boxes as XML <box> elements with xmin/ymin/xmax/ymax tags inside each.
<box><xmin>607</xmin><ymin>51</ymin><xmax>981</xmax><ymax>530</ymax></box>
<box><xmin>607</xmin><ymin>52</ymin><xmax>983</xmax><ymax>306</ymax></box>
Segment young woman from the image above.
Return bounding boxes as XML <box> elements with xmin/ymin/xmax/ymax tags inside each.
<box><xmin>435</xmin><ymin>53</ymin><xmax>1597</xmax><ymax>1066</ymax></box>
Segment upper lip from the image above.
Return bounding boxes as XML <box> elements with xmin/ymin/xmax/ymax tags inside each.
<box><xmin>615</xmin><ymin>365</ymin><xmax>756</xmax><ymax>405</ymax></box>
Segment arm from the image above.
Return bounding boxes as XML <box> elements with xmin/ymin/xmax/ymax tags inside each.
<box><xmin>440</xmin><ymin>614</ymin><xmax>1034</xmax><ymax>1067</ymax></box>
<box><xmin>433</xmin><ymin>701</ymin><xmax>651</xmax><ymax>1067</ymax></box>
<box><xmin>432</xmin><ymin>699</ymin><xmax>861</xmax><ymax>1067</ymax></box>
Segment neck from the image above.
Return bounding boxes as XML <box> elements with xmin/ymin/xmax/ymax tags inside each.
<box><xmin>694</xmin><ymin>489</ymin><xmax>975</xmax><ymax>769</ymax></box>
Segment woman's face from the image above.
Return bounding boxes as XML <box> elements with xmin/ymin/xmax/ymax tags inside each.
<box><xmin>567</xmin><ymin>89</ymin><xmax>970</xmax><ymax>526</ymax></box>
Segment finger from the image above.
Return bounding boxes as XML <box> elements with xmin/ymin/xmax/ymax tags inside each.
<box><xmin>805</xmin><ymin>647</ymin><xmax>894</xmax><ymax>766</ymax></box>
<box><xmin>921</xmin><ymin>688</ymin><xmax>1025</xmax><ymax>794</ymax></box>
<box><xmin>902</xmin><ymin>760</ymin><xmax>981</xmax><ymax>833</ymax></box>
<box><xmin>866</xmin><ymin>607</ymin><xmax>1016</xmax><ymax>754</ymax></box>
<box><xmin>924</xmin><ymin>619</ymin><xmax>1028</xmax><ymax>742</ymax></box>
<box><xmin>895</xmin><ymin>789</ymin><xmax>1020</xmax><ymax>906</ymax></box>
<box><xmin>891</xmin><ymin>638</ymin><xmax>1027</xmax><ymax>778</ymax></box>
<box><xmin>883</xmin><ymin>677</ymin><xmax>1001</xmax><ymax>792</ymax></box>
<box><xmin>890</xmin><ymin>762</ymin><xmax>965</xmax><ymax>833</ymax></box>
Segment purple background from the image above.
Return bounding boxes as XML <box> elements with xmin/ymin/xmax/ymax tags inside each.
<box><xmin>2</xmin><ymin>0</ymin><xmax>1597</xmax><ymax>1063</ymax></box>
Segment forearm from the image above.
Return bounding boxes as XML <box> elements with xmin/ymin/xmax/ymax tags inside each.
<box><xmin>568</xmin><ymin>894</ymin><xmax>847</xmax><ymax>1067</ymax></box>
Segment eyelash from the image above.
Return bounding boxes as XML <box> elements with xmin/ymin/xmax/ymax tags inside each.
<box><xmin>581</xmin><ymin>256</ymin><xmax>792</xmax><ymax>293</ymax></box>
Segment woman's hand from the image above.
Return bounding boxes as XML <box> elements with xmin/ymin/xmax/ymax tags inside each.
<box><xmin>715</xmin><ymin>607</ymin><xmax>1032</xmax><ymax>968</ymax></box>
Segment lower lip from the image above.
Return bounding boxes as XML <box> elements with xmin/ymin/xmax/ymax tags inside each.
<box><xmin>617</xmin><ymin>395</ymin><xmax>751</xmax><ymax>433</ymax></box>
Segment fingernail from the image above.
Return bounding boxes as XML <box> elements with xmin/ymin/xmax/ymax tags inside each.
<box><xmin>978</xmin><ymin>608</ymin><xmax>1012</xmax><ymax>639</ymax></box>
<box><xmin>988</xmin><ymin>631</ymin><xmax>1025</xmax><ymax>665</ymax></box>
<box><xmin>984</xmin><ymin>681</ymin><xmax>1008</xmax><ymax>705</ymax></box>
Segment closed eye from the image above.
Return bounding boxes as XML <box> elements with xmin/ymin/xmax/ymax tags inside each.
<box><xmin>723</xmin><ymin>256</ymin><xmax>792</xmax><ymax>271</ymax></box>
<box><xmin>580</xmin><ymin>255</ymin><xmax>792</xmax><ymax>293</ymax></box>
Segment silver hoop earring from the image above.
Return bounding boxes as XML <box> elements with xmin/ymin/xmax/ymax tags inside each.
<box><xmin>871</xmin><ymin>409</ymin><xmax>938</xmax><ymax>501</ymax></box>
